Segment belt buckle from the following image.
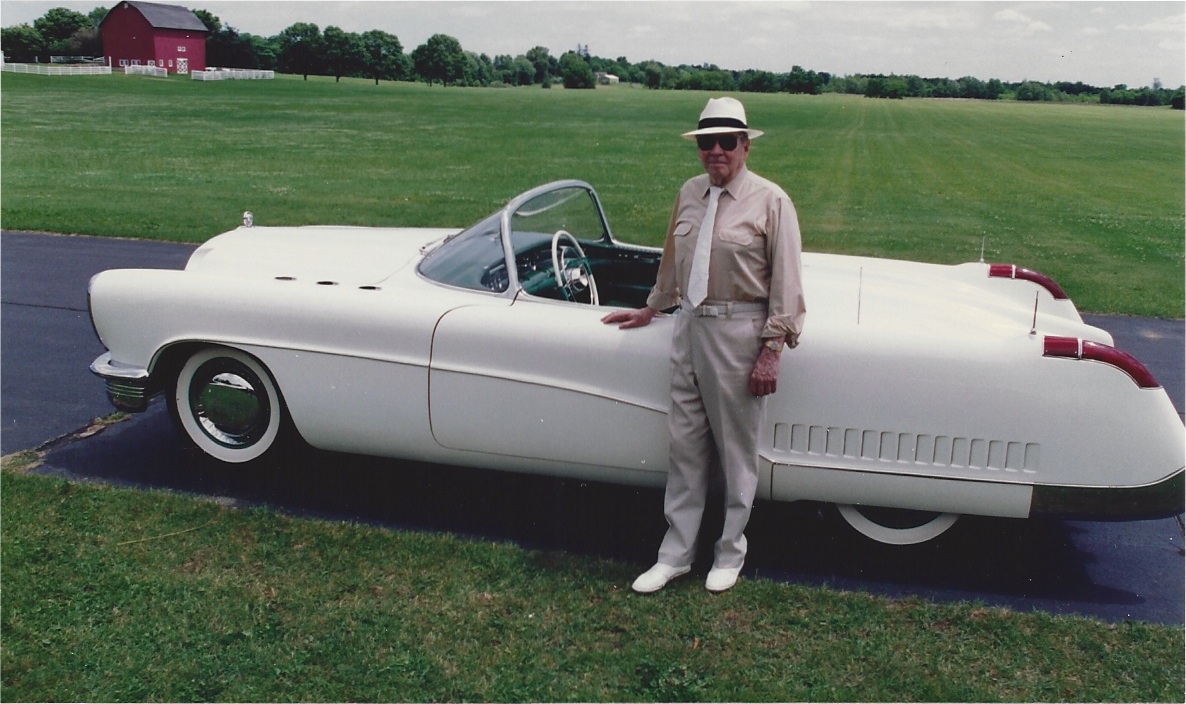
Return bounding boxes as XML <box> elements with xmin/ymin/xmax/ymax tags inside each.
<box><xmin>700</xmin><ymin>305</ymin><xmax>720</xmax><ymax>318</ymax></box>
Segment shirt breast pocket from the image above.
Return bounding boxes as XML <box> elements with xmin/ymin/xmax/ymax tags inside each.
<box><xmin>673</xmin><ymin>222</ymin><xmax>696</xmax><ymax>262</ymax></box>
<box><xmin>719</xmin><ymin>228</ymin><xmax>763</xmax><ymax>248</ymax></box>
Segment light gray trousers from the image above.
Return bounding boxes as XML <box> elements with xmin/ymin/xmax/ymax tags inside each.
<box><xmin>657</xmin><ymin>304</ymin><xmax>766</xmax><ymax>570</ymax></box>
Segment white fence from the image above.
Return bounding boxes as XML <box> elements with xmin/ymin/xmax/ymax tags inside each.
<box><xmin>1</xmin><ymin>62</ymin><xmax>112</xmax><ymax>76</ymax></box>
<box><xmin>193</xmin><ymin>68</ymin><xmax>275</xmax><ymax>81</ymax></box>
<box><xmin>125</xmin><ymin>65</ymin><xmax>167</xmax><ymax>78</ymax></box>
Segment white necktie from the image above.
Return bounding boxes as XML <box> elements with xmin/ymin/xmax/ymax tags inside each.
<box><xmin>685</xmin><ymin>185</ymin><xmax>721</xmax><ymax>307</ymax></box>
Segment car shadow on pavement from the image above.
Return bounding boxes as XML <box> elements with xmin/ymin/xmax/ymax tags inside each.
<box><xmin>34</xmin><ymin>401</ymin><xmax>1166</xmax><ymax>620</ymax></box>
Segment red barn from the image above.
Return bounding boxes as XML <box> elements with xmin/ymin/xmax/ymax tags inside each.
<box><xmin>100</xmin><ymin>1</ymin><xmax>207</xmax><ymax>74</ymax></box>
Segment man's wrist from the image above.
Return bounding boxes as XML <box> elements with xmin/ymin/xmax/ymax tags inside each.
<box><xmin>762</xmin><ymin>338</ymin><xmax>784</xmax><ymax>354</ymax></box>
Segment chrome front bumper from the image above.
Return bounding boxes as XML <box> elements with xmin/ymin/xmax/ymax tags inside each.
<box><xmin>90</xmin><ymin>353</ymin><xmax>153</xmax><ymax>412</ymax></box>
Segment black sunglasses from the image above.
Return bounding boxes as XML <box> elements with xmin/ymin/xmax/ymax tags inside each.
<box><xmin>696</xmin><ymin>134</ymin><xmax>740</xmax><ymax>151</ymax></box>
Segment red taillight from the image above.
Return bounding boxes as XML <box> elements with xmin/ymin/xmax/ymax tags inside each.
<box><xmin>988</xmin><ymin>263</ymin><xmax>1068</xmax><ymax>300</ymax></box>
<box><xmin>1043</xmin><ymin>336</ymin><xmax>1160</xmax><ymax>389</ymax></box>
<box><xmin>1042</xmin><ymin>335</ymin><xmax>1080</xmax><ymax>358</ymax></box>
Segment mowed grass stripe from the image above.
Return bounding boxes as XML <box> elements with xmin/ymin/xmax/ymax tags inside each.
<box><xmin>1</xmin><ymin>72</ymin><xmax>1181</xmax><ymax>316</ymax></box>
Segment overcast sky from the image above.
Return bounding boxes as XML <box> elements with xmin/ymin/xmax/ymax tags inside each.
<box><xmin>3</xmin><ymin>1</ymin><xmax>1183</xmax><ymax>88</ymax></box>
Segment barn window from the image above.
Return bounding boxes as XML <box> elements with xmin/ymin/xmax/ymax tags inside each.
<box><xmin>178</xmin><ymin>46</ymin><xmax>186</xmax><ymax>53</ymax></box>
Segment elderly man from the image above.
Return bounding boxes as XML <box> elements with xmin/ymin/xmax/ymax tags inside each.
<box><xmin>601</xmin><ymin>96</ymin><xmax>806</xmax><ymax>593</ymax></box>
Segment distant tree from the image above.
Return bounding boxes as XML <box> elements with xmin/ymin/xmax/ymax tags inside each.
<box><xmin>209</xmin><ymin>26</ymin><xmax>259</xmax><ymax>68</ymax></box>
<box><xmin>1172</xmin><ymin>88</ymin><xmax>1184</xmax><ymax>110</ymax></box>
<box><xmin>463</xmin><ymin>51</ymin><xmax>495</xmax><ymax>86</ymax></box>
<box><xmin>412</xmin><ymin>33</ymin><xmax>466</xmax><ymax>86</ymax></box>
<box><xmin>87</xmin><ymin>7</ymin><xmax>107</xmax><ymax>27</ymax></box>
<box><xmin>659</xmin><ymin>65</ymin><xmax>685</xmax><ymax>90</ymax></box>
<box><xmin>865</xmin><ymin>75</ymin><xmax>887</xmax><ymax>98</ymax></box>
<box><xmin>524</xmin><ymin>46</ymin><xmax>555</xmax><ymax>84</ymax></box>
<box><xmin>678</xmin><ymin>68</ymin><xmax>734</xmax><ymax>92</ymax></box>
<box><xmin>1015</xmin><ymin>80</ymin><xmax>1052</xmax><ymax>101</ymax></box>
<box><xmin>639</xmin><ymin>61</ymin><xmax>663</xmax><ymax>89</ymax></box>
<box><xmin>558</xmin><ymin>50</ymin><xmax>595</xmax><ymax>88</ymax></box>
<box><xmin>277</xmin><ymin>22</ymin><xmax>324</xmax><ymax>80</ymax></box>
<box><xmin>197</xmin><ymin>11</ymin><xmax>257</xmax><ymax>68</ymax></box>
<box><xmin>323</xmin><ymin>25</ymin><xmax>363</xmax><ymax>82</ymax></box>
<box><xmin>59</xmin><ymin>26</ymin><xmax>101</xmax><ymax>57</ymax></box>
<box><xmin>248</xmin><ymin>34</ymin><xmax>279</xmax><ymax>70</ymax></box>
<box><xmin>33</xmin><ymin>7</ymin><xmax>90</xmax><ymax>47</ymax></box>
<box><xmin>786</xmin><ymin>65</ymin><xmax>823</xmax><ymax>94</ymax></box>
<box><xmin>359</xmin><ymin>29</ymin><xmax>405</xmax><ymax>84</ymax></box>
<box><xmin>738</xmin><ymin>69</ymin><xmax>779</xmax><ymax>93</ymax></box>
<box><xmin>958</xmin><ymin>76</ymin><xmax>987</xmax><ymax>99</ymax></box>
<box><xmin>193</xmin><ymin>8</ymin><xmax>222</xmax><ymax>33</ymax></box>
<box><xmin>824</xmin><ymin>74</ymin><xmax>866</xmax><ymax>95</ymax></box>
<box><xmin>1</xmin><ymin>24</ymin><xmax>46</xmax><ymax>62</ymax></box>
<box><xmin>929</xmin><ymin>77</ymin><xmax>962</xmax><ymax>98</ymax></box>
<box><xmin>885</xmin><ymin>78</ymin><xmax>908</xmax><ymax>99</ymax></box>
<box><xmin>508</xmin><ymin>55</ymin><xmax>534</xmax><ymax>85</ymax></box>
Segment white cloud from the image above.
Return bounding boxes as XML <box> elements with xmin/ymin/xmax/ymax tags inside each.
<box><xmin>1118</xmin><ymin>13</ymin><xmax>1186</xmax><ymax>33</ymax></box>
<box><xmin>884</xmin><ymin>7</ymin><xmax>975</xmax><ymax>30</ymax></box>
<box><xmin>993</xmin><ymin>8</ymin><xmax>1053</xmax><ymax>36</ymax></box>
<box><xmin>0</xmin><ymin>0</ymin><xmax>1180</xmax><ymax>87</ymax></box>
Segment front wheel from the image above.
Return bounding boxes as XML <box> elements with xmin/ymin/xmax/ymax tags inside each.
<box><xmin>170</xmin><ymin>346</ymin><xmax>287</xmax><ymax>464</ymax></box>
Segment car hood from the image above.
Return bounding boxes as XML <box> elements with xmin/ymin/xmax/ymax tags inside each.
<box><xmin>184</xmin><ymin>225</ymin><xmax>462</xmax><ymax>285</ymax></box>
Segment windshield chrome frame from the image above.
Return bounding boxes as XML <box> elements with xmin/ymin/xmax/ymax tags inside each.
<box><xmin>497</xmin><ymin>180</ymin><xmax>615</xmax><ymax>299</ymax></box>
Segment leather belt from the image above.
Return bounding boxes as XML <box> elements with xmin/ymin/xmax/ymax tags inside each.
<box><xmin>680</xmin><ymin>300</ymin><xmax>767</xmax><ymax>318</ymax></box>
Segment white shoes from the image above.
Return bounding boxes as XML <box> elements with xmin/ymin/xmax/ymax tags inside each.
<box><xmin>632</xmin><ymin>562</ymin><xmax>743</xmax><ymax>593</ymax></box>
<box><xmin>705</xmin><ymin>565</ymin><xmax>743</xmax><ymax>593</ymax></box>
<box><xmin>631</xmin><ymin>563</ymin><xmax>691</xmax><ymax>593</ymax></box>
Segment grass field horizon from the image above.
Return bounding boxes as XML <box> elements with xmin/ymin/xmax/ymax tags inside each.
<box><xmin>2</xmin><ymin>70</ymin><xmax>1183</xmax><ymax>319</ymax></box>
<box><xmin>3</xmin><ymin>72</ymin><xmax>1184</xmax><ymax>702</ymax></box>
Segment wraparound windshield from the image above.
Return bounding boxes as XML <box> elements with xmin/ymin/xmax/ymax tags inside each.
<box><xmin>417</xmin><ymin>212</ymin><xmax>506</xmax><ymax>292</ymax></box>
<box><xmin>417</xmin><ymin>183</ymin><xmax>609</xmax><ymax>295</ymax></box>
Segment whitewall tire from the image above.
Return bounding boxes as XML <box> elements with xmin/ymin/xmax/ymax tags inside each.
<box><xmin>837</xmin><ymin>504</ymin><xmax>960</xmax><ymax>545</ymax></box>
<box><xmin>172</xmin><ymin>347</ymin><xmax>285</xmax><ymax>464</ymax></box>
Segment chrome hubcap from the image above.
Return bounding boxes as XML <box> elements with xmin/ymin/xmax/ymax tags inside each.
<box><xmin>188</xmin><ymin>358</ymin><xmax>270</xmax><ymax>449</ymax></box>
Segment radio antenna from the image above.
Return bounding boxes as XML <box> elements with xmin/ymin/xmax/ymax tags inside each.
<box><xmin>1029</xmin><ymin>292</ymin><xmax>1039</xmax><ymax>335</ymax></box>
<box><xmin>857</xmin><ymin>267</ymin><xmax>863</xmax><ymax>325</ymax></box>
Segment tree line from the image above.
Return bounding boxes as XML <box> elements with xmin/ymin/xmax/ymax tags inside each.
<box><xmin>3</xmin><ymin>6</ymin><xmax>1182</xmax><ymax>108</ymax></box>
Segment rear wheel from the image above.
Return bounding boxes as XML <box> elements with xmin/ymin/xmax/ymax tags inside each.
<box><xmin>170</xmin><ymin>346</ymin><xmax>286</xmax><ymax>463</ymax></box>
<box><xmin>836</xmin><ymin>504</ymin><xmax>960</xmax><ymax>545</ymax></box>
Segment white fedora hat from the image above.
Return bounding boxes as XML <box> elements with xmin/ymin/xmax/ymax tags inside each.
<box><xmin>681</xmin><ymin>96</ymin><xmax>764</xmax><ymax>139</ymax></box>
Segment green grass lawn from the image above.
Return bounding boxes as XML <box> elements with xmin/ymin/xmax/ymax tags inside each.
<box><xmin>3</xmin><ymin>466</ymin><xmax>1182</xmax><ymax>703</ymax></box>
<box><xmin>2</xmin><ymin>73</ymin><xmax>1184</xmax><ymax>702</ymax></box>
<box><xmin>1</xmin><ymin>71</ymin><xmax>1182</xmax><ymax>317</ymax></box>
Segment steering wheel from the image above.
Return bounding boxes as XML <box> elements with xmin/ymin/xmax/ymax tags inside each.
<box><xmin>551</xmin><ymin>230</ymin><xmax>599</xmax><ymax>305</ymax></box>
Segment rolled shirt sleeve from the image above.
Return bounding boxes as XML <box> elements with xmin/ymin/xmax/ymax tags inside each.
<box><xmin>761</xmin><ymin>193</ymin><xmax>806</xmax><ymax>347</ymax></box>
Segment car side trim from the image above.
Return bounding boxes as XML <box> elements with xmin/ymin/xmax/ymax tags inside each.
<box><xmin>1029</xmin><ymin>469</ymin><xmax>1185</xmax><ymax>519</ymax></box>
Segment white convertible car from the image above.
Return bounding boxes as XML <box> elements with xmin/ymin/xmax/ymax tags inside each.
<box><xmin>89</xmin><ymin>180</ymin><xmax>1184</xmax><ymax>544</ymax></box>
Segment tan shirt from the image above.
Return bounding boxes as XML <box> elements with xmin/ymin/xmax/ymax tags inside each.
<box><xmin>646</xmin><ymin>166</ymin><xmax>807</xmax><ymax>346</ymax></box>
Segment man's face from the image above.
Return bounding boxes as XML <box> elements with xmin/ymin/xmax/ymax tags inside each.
<box><xmin>697</xmin><ymin>132</ymin><xmax>749</xmax><ymax>186</ymax></box>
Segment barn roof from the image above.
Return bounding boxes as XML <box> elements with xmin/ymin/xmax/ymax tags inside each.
<box><xmin>102</xmin><ymin>1</ymin><xmax>208</xmax><ymax>32</ymax></box>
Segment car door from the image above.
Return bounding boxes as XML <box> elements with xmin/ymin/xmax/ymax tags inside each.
<box><xmin>428</xmin><ymin>298</ymin><xmax>674</xmax><ymax>481</ymax></box>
